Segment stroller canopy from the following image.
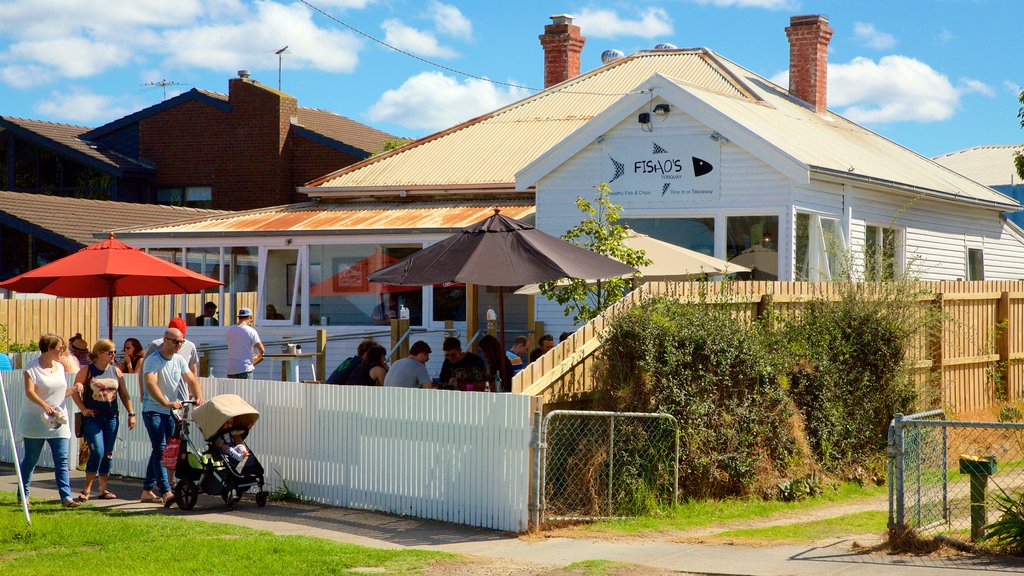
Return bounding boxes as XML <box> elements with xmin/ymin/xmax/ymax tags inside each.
<box><xmin>193</xmin><ymin>394</ymin><xmax>260</xmax><ymax>441</ymax></box>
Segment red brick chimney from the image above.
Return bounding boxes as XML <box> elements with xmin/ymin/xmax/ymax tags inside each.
<box><xmin>539</xmin><ymin>14</ymin><xmax>586</xmax><ymax>88</ymax></box>
<box><xmin>785</xmin><ymin>15</ymin><xmax>833</xmax><ymax>115</ymax></box>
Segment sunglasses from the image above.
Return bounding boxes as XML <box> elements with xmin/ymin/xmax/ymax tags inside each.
<box><xmin>164</xmin><ymin>337</ymin><xmax>185</xmax><ymax>345</ymax></box>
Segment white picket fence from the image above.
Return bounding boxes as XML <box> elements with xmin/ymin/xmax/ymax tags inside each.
<box><xmin>0</xmin><ymin>371</ymin><xmax>533</xmax><ymax>532</ymax></box>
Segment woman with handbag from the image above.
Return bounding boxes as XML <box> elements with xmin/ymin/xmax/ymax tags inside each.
<box><xmin>72</xmin><ymin>338</ymin><xmax>136</xmax><ymax>501</ymax></box>
<box><xmin>17</xmin><ymin>333</ymin><xmax>79</xmax><ymax>507</ymax></box>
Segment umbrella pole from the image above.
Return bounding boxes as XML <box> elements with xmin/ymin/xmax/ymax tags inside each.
<box><xmin>108</xmin><ymin>284</ymin><xmax>115</xmax><ymax>341</ymax></box>
<box><xmin>498</xmin><ymin>287</ymin><xmax>509</xmax><ymax>392</ymax></box>
<box><xmin>0</xmin><ymin>373</ymin><xmax>31</xmax><ymax>524</ymax></box>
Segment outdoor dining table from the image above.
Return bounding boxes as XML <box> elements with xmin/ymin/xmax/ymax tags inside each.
<box><xmin>263</xmin><ymin>352</ymin><xmax>320</xmax><ymax>383</ymax></box>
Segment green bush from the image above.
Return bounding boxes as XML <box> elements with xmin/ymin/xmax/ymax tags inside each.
<box><xmin>783</xmin><ymin>282</ymin><xmax>926</xmax><ymax>472</ymax></box>
<box><xmin>595</xmin><ymin>293</ymin><xmax>797</xmax><ymax>499</ymax></box>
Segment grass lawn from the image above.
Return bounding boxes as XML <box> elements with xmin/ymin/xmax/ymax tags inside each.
<box><xmin>709</xmin><ymin>510</ymin><xmax>889</xmax><ymax>543</ymax></box>
<box><xmin>0</xmin><ymin>492</ymin><xmax>451</xmax><ymax>575</ymax></box>
<box><xmin>569</xmin><ymin>481</ymin><xmax>887</xmax><ymax>534</ymax></box>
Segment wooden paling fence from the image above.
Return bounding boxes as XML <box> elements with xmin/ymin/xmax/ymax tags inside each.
<box><xmin>515</xmin><ymin>281</ymin><xmax>1024</xmax><ymax>414</ymax></box>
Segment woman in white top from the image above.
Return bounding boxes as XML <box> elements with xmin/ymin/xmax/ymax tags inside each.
<box><xmin>18</xmin><ymin>332</ymin><xmax>80</xmax><ymax>507</ymax></box>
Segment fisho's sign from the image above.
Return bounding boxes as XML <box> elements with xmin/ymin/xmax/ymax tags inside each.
<box><xmin>601</xmin><ymin>135</ymin><xmax>721</xmax><ymax>202</ymax></box>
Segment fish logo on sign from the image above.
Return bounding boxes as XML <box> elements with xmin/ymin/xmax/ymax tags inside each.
<box><xmin>692</xmin><ymin>157</ymin><xmax>713</xmax><ymax>177</ymax></box>
<box><xmin>608</xmin><ymin>155</ymin><xmax>625</xmax><ymax>183</ymax></box>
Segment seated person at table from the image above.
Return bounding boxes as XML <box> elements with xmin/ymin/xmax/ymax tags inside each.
<box><xmin>529</xmin><ymin>334</ymin><xmax>555</xmax><ymax>363</ymax></box>
<box><xmin>265</xmin><ymin>304</ymin><xmax>285</xmax><ymax>320</ymax></box>
<box><xmin>383</xmin><ymin>340</ymin><xmax>433</xmax><ymax>389</ymax></box>
<box><xmin>345</xmin><ymin>345</ymin><xmax>388</xmax><ymax>386</ymax></box>
<box><xmin>438</xmin><ymin>337</ymin><xmax>486</xmax><ymax>388</ymax></box>
<box><xmin>195</xmin><ymin>301</ymin><xmax>219</xmax><ymax>326</ymax></box>
<box><xmin>326</xmin><ymin>339</ymin><xmax>376</xmax><ymax>385</ymax></box>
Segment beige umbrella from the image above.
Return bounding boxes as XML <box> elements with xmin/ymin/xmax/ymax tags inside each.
<box><xmin>729</xmin><ymin>243</ymin><xmax>779</xmax><ymax>280</ymax></box>
<box><xmin>514</xmin><ymin>230</ymin><xmax>748</xmax><ymax>295</ymax></box>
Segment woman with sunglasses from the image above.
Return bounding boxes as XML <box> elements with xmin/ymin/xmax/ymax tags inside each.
<box><xmin>71</xmin><ymin>338</ymin><xmax>136</xmax><ymax>501</ymax></box>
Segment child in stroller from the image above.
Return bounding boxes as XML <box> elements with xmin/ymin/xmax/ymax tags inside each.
<box><xmin>169</xmin><ymin>394</ymin><xmax>268</xmax><ymax>510</ymax></box>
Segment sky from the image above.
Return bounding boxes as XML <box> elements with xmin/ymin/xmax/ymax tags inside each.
<box><xmin>0</xmin><ymin>0</ymin><xmax>1020</xmax><ymax>158</ymax></box>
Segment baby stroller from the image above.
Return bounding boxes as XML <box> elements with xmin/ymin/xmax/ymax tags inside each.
<box><xmin>170</xmin><ymin>394</ymin><xmax>269</xmax><ymax>510</ymax></box>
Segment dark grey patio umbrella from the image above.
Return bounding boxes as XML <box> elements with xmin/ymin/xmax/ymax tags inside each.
<box><xmin>367</xmin><ymin>209</ymin><xmax>636</xmax><ymax>388</ymax></box>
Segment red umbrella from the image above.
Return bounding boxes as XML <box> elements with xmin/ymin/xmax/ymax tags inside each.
<box><xmin>0</xmin><ymin>233</ymin><xmax>222</xmax><ymax>339</ymax></box>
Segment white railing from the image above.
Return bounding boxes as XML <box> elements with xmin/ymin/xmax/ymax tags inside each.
<box><xmin>0</xmin><ymin>371</ymin><xmax>532</xmax><ymax>532</ymax></box>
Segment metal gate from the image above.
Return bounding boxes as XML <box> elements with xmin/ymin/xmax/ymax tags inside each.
<box><xmin>536</xmin><ymin>410</ymin><xmax>678</xmax><ymax>525</ymax></box>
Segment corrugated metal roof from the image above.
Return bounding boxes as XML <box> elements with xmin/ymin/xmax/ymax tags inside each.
<box><xmin>678</xmin><ymin>56</ymin><xmax>1015</xmax><ymax>207</ymax></box>
<box><xmin>116</xmin><ymin>198</ymin><xmax>536</xmax><ymax>237</ymax></box>
<box><xmin>933</xmin><ymin>145</ymin><xmax>1023</xmax><ymax>187</ymax></box>
<box><xmin>310</xmin><ymin>50</ymin><xmax>748</xmax><ymax>189</ymax></box>
<box><xmin>308</xmin><ymin>48</ymin><xmax>1012</xmax><ymax>209</ymax></box>
<box><xmin>0</xmin><ymin>191</ymin><xmax>226</xmax><ymax>246</ymax></box>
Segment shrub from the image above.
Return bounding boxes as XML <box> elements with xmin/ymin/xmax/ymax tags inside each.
<box><xmin>595</xmin><ymin>292</ymin><xmax>798</xmax><ymax>499</ymax></box>
<box><xmin>784</xmin><ymin>281</ymin><xmax>928</xmax><ymax>472</ymax></box>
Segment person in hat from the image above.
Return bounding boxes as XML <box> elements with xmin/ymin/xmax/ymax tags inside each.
<box><xmin>225</xmin><ymin>307</ymin><xmax>264</xmax><ymax>379</ymax></box>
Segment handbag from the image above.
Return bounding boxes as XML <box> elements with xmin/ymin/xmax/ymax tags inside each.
<box><xmin>162</xmin><ymin>437</ymin><xmax>182</xmax><ymax>470</ymax></box>
<box><xmin>74</xmin><ymin>412</ymin><xmax>83</xmax><ymax>438</ymax></box>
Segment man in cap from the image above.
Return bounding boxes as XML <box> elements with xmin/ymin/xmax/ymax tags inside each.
<box><xmin>225</xmin><ymin>307</ymin><xmax>264</xmax><ymax>379</ymax></box>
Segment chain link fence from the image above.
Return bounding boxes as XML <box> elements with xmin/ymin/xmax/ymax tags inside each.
<box><xmin>539</xmin><ymin>410</ymin><xmax>678</xmax><ymax>524</ymax></box>
<box><xmin>889</xmin><ymin>409</ymin><xmax>1024</xmax><ymax>546</ymax></box>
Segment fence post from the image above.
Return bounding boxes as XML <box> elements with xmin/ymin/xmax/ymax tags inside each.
<box><xmin>528</xmin><ymin>397</ymin><xmax>544</xmax><ymax>531</ymax></box>
<box><xmin>929</xmin><ymin>294</ymin><xmax>944</xmax><ymax>398</ymax></box>
<box><xmin>893</xmin><ymin>413</ymin><xmax>906</xmax><ymax>529</ymax></box>
<box><xmin>316</xmin><ymin>329</ymin><xmax>327</xmax><ymax>381</ymax></box>
<box><xmin>998</xmin><ymin>291</ymin><xmax>1011</xmax><ymax>400</ymax></box>
<box><xmin>608</xmin><ymin>414</ymin><xmax>615</xmax><ymax>517</ymax></box>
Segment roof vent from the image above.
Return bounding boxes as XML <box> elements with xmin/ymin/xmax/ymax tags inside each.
<box><xmin>601</xmin><ymin>49</ymin><xmax>625</xmax><ymax>64</ymax></box>
<box><xmin>653</xmin><ymin>43</ymin><xmax>677</xmax><ymax>50</ymax></box>
<box><xmin>237</xmin><ymin>69</ymin><xmax>251</xmax><ymax>79</ymax></box>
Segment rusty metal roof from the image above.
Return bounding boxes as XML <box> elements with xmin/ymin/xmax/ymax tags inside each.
<box><xmin>113</xmin><ymin>198</ymin><xmax>536</xmax><ymax>238</ymax></box>
<box><xmin>309</xmin><ymin>49</ymin><xmax>749</xmax><ymax>190</ymax></box>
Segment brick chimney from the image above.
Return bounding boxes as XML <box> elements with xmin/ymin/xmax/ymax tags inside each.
<box><xmin>539</xmin><ymin>14</ymin><xmax>586</xmax><ymax>88</ymax></box>
<box><xmin>785</xmin><ymin>15</ymin><xmax>833</xmax><ymax>115</ymax></box>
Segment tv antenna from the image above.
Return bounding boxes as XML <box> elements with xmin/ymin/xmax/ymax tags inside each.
<box><xmin>140</xmin><ymin>79</ymin><xmax>187</xmax><ymax>100</ymax></box>
<box><xmin>275</xmin><ymin>45</ymin><xmax>289</xmax><ymax>91</ymax></box>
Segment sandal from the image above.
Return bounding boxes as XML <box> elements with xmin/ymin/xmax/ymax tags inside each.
<box><xmin>77</xmin><ymin>492</ymin><xmax>90</xmax><ymax>502</ymax></box>
<box><xmin>140</xmin><ymin>491</ymin><xmax>163</xmax><ymax>504</ymax></box>
<box><xmin>62</xmin><ymin>499</ymin><xmax>81</xmax><ymax>508</ymax></box>
<box><xmin>162</xmin><ymin>492</ymin><xmax>176</xmax><ymax>508</ymax></box>
<box><xmin>99</xmin><ymin>490</ymin><xmax>117</xmax><ymax>500</ymax></box>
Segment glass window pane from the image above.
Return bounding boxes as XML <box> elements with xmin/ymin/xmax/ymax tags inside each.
<box><xmin>14</xmin><ymin>138</ymin><xmax>38</xmax><ymax>190</ymax></box>
<box><xmin>185</xmin><ymin>248</ymin><xmax>221</xmax><ymax>324</ymax></box>
<box><xmin>434</xmin><ymin>283</ymin><xmax>466</xmax><ymax>323</ymax></box>
<box><xmin>0</xmin><ymin>135</ymin><xmax>7</xmax><ymax>187</ymax></box>
<box><xmin>794</xmin><ymin>213</ymin><xmax>810</xmax><ymax>280</ymax></box>
<box><xmin>821</xmin><ymin>218</ymin><xmax>842</xmax><ymax>280</ymax></box>
<box><xmin>157</xmin><ymin>188</ymin><xmax>184</xmax><ymax>205</ymax></box>
<box><xmin>185</xmin><ymin>186</ymin><xmax>213</xmax><ymax>208</ymax></box>
<box><xmin>227</xmin><ymin>246</ymin><xmax>259</xmax><ymax>320</ymax></box>
<box><xmin>309</xmin><ymin>244</ymin><xmax>424</xmax><ymax>327</ymax></box>
<box><xmin>264</xmin><ymin>248</ymin><xmax>299</xmax><ymax>324</ymax></box>
<box><xmin>620</xmin><ymin>217</ymin><xmax>715</xmax><ymax>255</ymax></box>
<box><xmin>967</xmin><ymin>248</ymin><xmax>984</xmax><ymax>281</ymax></box>
<box><xmin>726</xmin><ymin>215</ymin><xmax>778</xmax><ymax>280</ymax></box>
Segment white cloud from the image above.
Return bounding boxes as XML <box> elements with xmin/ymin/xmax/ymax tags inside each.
<box><xmin>314</xmin><ymin>0</ymin><xmax>377</xmax><ymax>7</ymax></box>
<box><xmin>6</xmin><ymin>37</ymin><xmax>128</xmax><ymax>78</ymax></box>
<box><xmin>34</xmin><ymin>88</ymin><xmax>135</xmax><ymax>123</ymax></box>
<box><xmin>430</xmin><ymin>1</ymin><xmax>472</xmax><ymax>39</ymax></box>
<box><xmin>574</xmin><ymin>7</ymin><xmax>673</xmax><ymax>39</ymax></box>
<box><xmin>937</xmin><ymin>28</ymin><xmax>955</xmax><ymax>44</ymax></box>
<box><xmin>0</xmin><ymin>0</ymin><xmax>206</xmax><ymax>38</ymax></box>
<box><xmin>826</xmin><ymin>56</ymin><xmax>961</xmax><ymax>123</ymax></box>
<box><xmin>161</xmin><ymin>2</ymin><xmax>363</xmax><ymax>73</ymax></box>
<box><xmin>689</xmin><ymin>0</ymin><xmax>795</xmax><ymax>8</ymax></box>
<box><xmin>367</xmin><ymin>71</ymin><xmax>529</xmax><ymax>131</ymax></box>
<box><xmin>853</xmin><ymin>22</ymin><xmax>896</xmax><ymax>50</ymax></box>
<box><xmin>960</xmin><ymin>78</ymin><xmax>995</xmax><ymax>97</ymax></box>
<box><xmin>0</xmin><ymin>64</ymin><xmax>49</xmax><ymax>89</ymax></box>
<box><xmin>381</xmin><ymin>19</ymin><xmax>456</xmax><ymax>58</ymax></box>
<box><xmin>1004</xmin><ymin>80</ymin><xmax>1022</xmax><ymax>95</ymax></box>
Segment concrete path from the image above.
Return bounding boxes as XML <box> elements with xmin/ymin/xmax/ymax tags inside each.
<box><xmin>4</xmin><ymin>464</ymin><xmax>1024</xmax><ymax>575</ymax></box>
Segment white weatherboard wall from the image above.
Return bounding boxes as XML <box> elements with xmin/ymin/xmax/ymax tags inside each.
<box><xmin>0</xmin><ymin>372</ymin><xmax>532</xmax><ymax>532</ymax></box>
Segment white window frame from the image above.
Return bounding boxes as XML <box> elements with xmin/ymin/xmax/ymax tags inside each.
<box><xmin>795</xmin><ymin>211</ymin><xmax>845</xmax><ymax>281</ymax></box>
<box><xmin>863</xmin><ymin>224</ymin><xmax>904</xmax><ymax>280</ymax></box>
<box><xmin>967</xmin><ymin>247</ymin><xmax>985</xmax><ymax>281</ymax></box>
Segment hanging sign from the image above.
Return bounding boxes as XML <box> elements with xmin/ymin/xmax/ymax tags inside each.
<box><xmin>601</xmin><ymin>135</ymin><xmax>721</xmax><ymax>202</ymax></box>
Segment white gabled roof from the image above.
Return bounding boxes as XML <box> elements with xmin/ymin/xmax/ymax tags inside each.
<box><xmin>311</xmin><ymin>48</ymin><xmax>1016</xmax><ymax>212</ymax></box>
<box><xmin>933</xmin><ymin>144</ymin><xmax>1023</xmax><ymax>188</ymax></box>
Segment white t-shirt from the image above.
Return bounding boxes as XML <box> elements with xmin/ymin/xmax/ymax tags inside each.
<box><xmin>18</xmin><ymin>358</ymin><xmax>70</xmax><ymax>439</ymax></box>
<box><xmin>383</xmin><ymin>357</ymin><xmax>431</xmax><ymax>388</ymax></box>
<box><xmin>146</xmin><ymin>337</ymin><xmax>199</xmax><ymax>373</ymax></box>
<box><xmin>226</xmin><ymin>324</ymin><xmax>262</xmax><ymax>375</ymax></box>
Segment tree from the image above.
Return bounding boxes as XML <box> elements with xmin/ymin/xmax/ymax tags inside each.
<box><xmin>540</xmin><ymin>183</ymin><xmax>651</xmax><ymax>324</ymax></box>
<box><xmin>1016</xmin><ymin>89</ymin><xmax>1024</xmax><ymax>181</ymax></box>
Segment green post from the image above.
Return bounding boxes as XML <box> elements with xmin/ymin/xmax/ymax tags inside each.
<box><xmin>959</xmin><ymin>455</ymin><xmax>997</xmax><ymax>542</ymax></box>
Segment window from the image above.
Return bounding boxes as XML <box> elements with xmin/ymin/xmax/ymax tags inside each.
<box><xmin>794</xmin><ymin>213</ymin><xmax>844</xmax><ymax>280</ymax></box>
<box><xmin>620</xmin><ymin>217</ymin><xmax>715</xmax><ymax>255</ymax></box>
<box><xmin>726</xmin><ymin>216</ymin><xmax>779</xmax><ymax>280</ymax></box>
<box><xmin>308</xmin><ymin>244</ymin><xmax>425</xmax><ymax>326</ymax></box>
<box><xmin>157</xmin><ymin>186</ymin><xmax>213</xmax><ymax>208</ymax></box>
<box><xmin>967</xmin><ymin>248</ymin><xmax>984</xmax><ymax>281</ymax></box>
<box><xmin>864</xmin><ymin>225</ymin><xmax>900</xmax><ymax>281</ymax></box>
